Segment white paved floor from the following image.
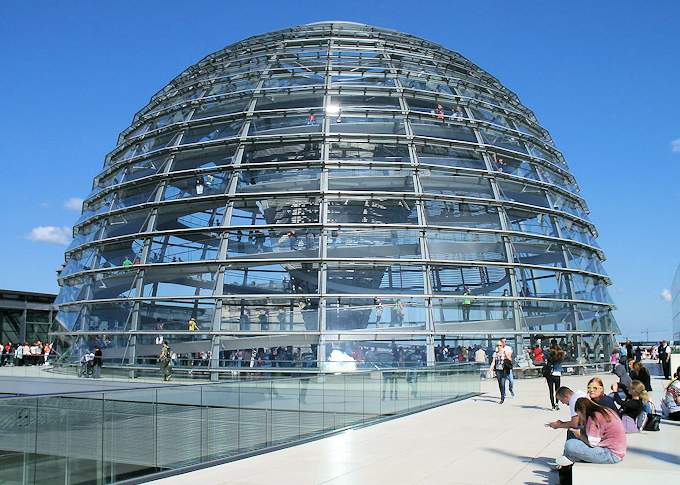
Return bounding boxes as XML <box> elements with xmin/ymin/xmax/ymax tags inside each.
<box><xmin>147</xmin><ymin>373</ymin><xmax>651</xmax><ymax>485</ymax></box>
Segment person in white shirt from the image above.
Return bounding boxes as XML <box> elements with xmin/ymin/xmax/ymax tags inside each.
<box><xmin>474</xmin><ymin>347</ymin><xmax>487</xmax><ymax>364</ymax></box>
<box><xmin>500</xmin><ymin>338</ymin><xmax>515</xmax><ymax>397</ymax></box>
<box><xmin>547</xmin><ymin>386</ymin><xmax>588</xmax><ymax>439</ymax></box>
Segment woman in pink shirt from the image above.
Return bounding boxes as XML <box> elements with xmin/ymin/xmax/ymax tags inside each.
<box><xmin>559</xmin><ymin>397</ymin><xmax>626</xmax><ymax>465</ymax></box>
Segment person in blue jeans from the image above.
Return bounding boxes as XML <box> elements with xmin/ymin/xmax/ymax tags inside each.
<box><xmin>555</xmin><ymin>397</ymin><xmax>626</xmax><ymax>468</ymax></box>
<box><xmin>499</xmin><ymin>337</ymin><xmax>515</xmax><ymax>397</ymax></box>
<box><xmin>492</xmin><ymin>344</ymin><xmax>509</xmax><ymax>403</ymax></box>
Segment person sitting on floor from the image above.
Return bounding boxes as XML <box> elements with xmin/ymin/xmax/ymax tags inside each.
<box><xmin>629</xmin><ymin>360</ymin><xmax>652</xmax><ymax>391</ymax></box>
<box><xmin>612</xmin><ymin>380</ymin><xmax>647</xmax><ymax>433</ymax></box>
<box><xmin>555</xmin><ymin>397</ymin><xmax>626</xmax><ymax>468</ymax></box>
<box><xmin>587</xmin><ymin>377</ymin><xmax>618</xmax><ymax>413</ymax></box>
<box><xmin>612</xmin><ymin>358</ymin><xmax>632</xmax><ymax>397</ymax></box>
<box><xmin>661</xmin><ymin>366</ymin><xmax>680</xmax><ymax>421</ymax></box>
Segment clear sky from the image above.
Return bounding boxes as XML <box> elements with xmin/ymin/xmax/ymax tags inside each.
<box><xmin>0</xmin><ymin>1</ymin><xmax>678</xmax><ymax>341</ymax></box>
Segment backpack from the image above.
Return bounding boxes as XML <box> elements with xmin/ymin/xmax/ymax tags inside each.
<box><xmin>541</xmin><ymin>361</ymin><xmax>553</xmax><ymax>378</ymax></box>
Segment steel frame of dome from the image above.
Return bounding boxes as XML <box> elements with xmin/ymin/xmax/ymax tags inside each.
<box><xmin>53</xmin><ymin>21</ymin><xmax>619</xmax><ymax>373</ymax></box>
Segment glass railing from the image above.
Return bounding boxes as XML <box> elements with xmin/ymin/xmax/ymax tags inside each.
<box><xmin>0</xmin><ymin>363</ymin><xmax>479</xmax><ymax>484</ymax></box>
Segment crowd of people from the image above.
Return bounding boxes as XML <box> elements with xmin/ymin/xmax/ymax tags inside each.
<box><xmin>486</xmin><ymin>335</ymin><xmax>680</xmax><ymax>473</ymax></box>
<box><xmin>0</xmin><ymin>341</ymin><xmax>52</xmax><ymax>366</ymax></box>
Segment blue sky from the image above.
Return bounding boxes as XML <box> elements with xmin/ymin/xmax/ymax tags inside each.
<box><xmin>0</xmin><ymin>1</ymin><xmax>678</xmax><ymax>341</ymax></box>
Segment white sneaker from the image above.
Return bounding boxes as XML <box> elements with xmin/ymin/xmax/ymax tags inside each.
<box><xmin>554</xmin><ymin>456</ymin><xmax>573</xmax><ymax>468</ymax></box>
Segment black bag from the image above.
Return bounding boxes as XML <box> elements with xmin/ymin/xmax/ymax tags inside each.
<box><xmin>502</xmin><ymin>358</ymin><xmax>513</xmax><ymax>373</ymax></box>
<box><xmin>541</xmin><ymin>361</ymin><xmax>553</xmax><ymax>378</ymax></box>
<box><xmin>643</xmin><ymin>413</ymin><xmax>661</xmax><ymax>431</ymax></box>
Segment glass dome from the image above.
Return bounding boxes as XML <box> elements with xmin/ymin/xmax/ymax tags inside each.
<box><xmin>54</xmin><ymin>21</ymin><xmax>618</xmax><ymax>371</ymax></box>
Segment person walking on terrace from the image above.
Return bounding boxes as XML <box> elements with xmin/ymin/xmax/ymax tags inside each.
<box><xmin>491</xmin><ymin>343</ymin><xmax>511</xmax><ymax>404</ymax></box>
<box><xmin>544</xmin><ymin>342</ymin><xmax>566</xmax><ymax>410</ymax></box>
<box><xmin>499</xmin><ymin>337</ymin><xmax>515</xmax><ymax>397</ymax></box>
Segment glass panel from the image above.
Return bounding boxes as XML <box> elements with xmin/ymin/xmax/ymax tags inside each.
<box><xmin>426</xmin><ymin>231</ymin><xmax>506</xmax><ymax>262</ymax></box>
<box><xmin>248</xmin><ymin>115</ymin><xmax>322</xmax><ymax>136</ymax></box>
<box><xmin>225</xmin><ymin>228</ymin><xmax>320</xmax><ymax>259</ymax></box>
<box><xmin>61</xmin><ymin>248</ymin><xmax>98</xmax><ymax>277</ymax></box>
<box><xmin>557</xmin><ymin>218</ymin><xmax>599</xmax><ymax>247</ymax></box>
<box><xmin>480</xmin><ymin>128</ymin><xmax>528</xmax><ymax>153</ymax></box>
<box><xmin>182</xmin><ymin>121</ymin><xmax>243</xmax><ymax>144</ymax></box>
<box><xmin>511</xmin><ymin>236</ymin><xmax>566</xmax><ymax>269</ymax></box>
<box><xmin>230</xmin><ymin>197</ymin><xmax>320</xmax><ymax>226</ymax></box>
<box><xmin>155</xmin><ymin>201</ymin><xmax>226</xmax><ymax>230</ymax></box>
<box><xmin>148</xmin><ymin>232</ymin><xmax>221</xmax><ymax>263</ymax></box>
<box><xmin>330</xmin><ymin>74</ymin><xmax>395</xmax><ymax>87</ymax></box>
<box><xmin>163</xmin><ymin>172</ymin><xmax>230</xmax><ymax>200</ymax></box>
<box><xmin>328</xmin><ymin>168</ymin><xmax>414</xmax><ymax>192</ymax></box>
<box><xmin>327</xmin><ymin>198</ymin><xmax>419</xmax><ymax>224</ymax></box>
<box><xmin>538</xmin><ymin>166</ymin><xmax>578</xmax><ymax>193</ymax></box>
<box><xmin>430</xmin><ymin>265</ymin><xmax>511</xmax><ymax>296</ymax></box>
<box><xmin>110</xmin><ymin>182</ymin><xmax>159</xmax><ymax>210</ymax></box>
<box><xmin>399</xmin><ymin>76</ymin><xmax>452</xmax><ymax>94</ymax></box>
<box><xmin>516</xmin><ymin>268</ymin><xmax>570</xmax><ymax>299</ymax></box>
<box><xmin>563</xmin><ymin>245</ymin><xmax>606</xmax><ymax>275</ymax></box>
<box><xmin>219</xmin><ymin>297</ymin><xmax>319</xmax><ymax>331</ymax></box>
<box><xmin>497</xmin><ymin>180</ymin><xmax>550</xmax><ymax>208</ymax></box>
<box><xmin>263</xmin><ymin>73</ymin><xmax>325</xmax><ymax>88</ymax></box>
<box><xmin>328</xmin><ymin>141</ymin><xmax>410</xmax><ymax>163</ymax></box>
<box><xmin>327</xmin><ymin>229</ymin><xmax>421</xmax><ymax>259</ymax></box>
<box><xmin>326</xmin><ymin>297</ymin><xmax>427</xmax><ymax>330</ymax></box>
<box><xmin>415</xmin><ymin>144</ymin><xmax>486</xmax><ymax>170</ymax></box>
<box><xmin>242</xmin><ymin>142</ymin><xmax>321</xmax><ymax>164</ymax></box>
<box><xmin>170</xmin><ymin>145</ymin><xmax>237</xmax><ymax>172</ymax></box>
<box><xmin>406</xmin><ymin>97</ymin><xmax>465</xmax><ymax>116</ymax></box>
<box><xmin>223</xmin><ymin>263</ymin><xmax>319</xmax><ymax>294</ymax></box>
<box><xmin>207</xmin><ymin>77</ymin><xmax>258</xmax><ymax>95</ymax></box>
<box><xmin>550</xmin><ymin>193</ymin><xmax>588</xmax><ymax>219</ymax></box>
<box><xmin>520</xmin><ymin>300</ymin><xmax>575</xmax><ymax>332</ymax></box>
<box><xmin>138</xmin><ymin>299</ymin><xmax>215</xmax><ymax>331</ymax></box>
<box><xmin>470</xmin><ymin>106</ymin><xmax>514</xmax><ymax>129</ymax></box>
<box><xmin>120</xmin><ymin>156</ymin><xmax>169</xmax><ymax>183</ymax></box>
<box><xmin>255</xmin><ymin>92</ymin><xmax>324</xmax><ymax>112</ymax></box>
<box><xmin>191</xmin><ymin>98</ymin><xmax>249</xmax><ymax>120</ymax></box>
<box><xmin>330</xmin><ymin>115</ymin><xmax>406</xmax><ymax>135</ymax></box>
<box><xmin>331</xmin><ymin>94</ymin><xmax>401</xmax><ymax>109</ymax></box>
<box><xmin>506</xmin><ymin>208</ymin><xmax>558</xmax><ymax>237</ymax></box>
<box><xmin>423</xmin><ymin>201</ymin><xmax>501</xmax><ymax>229</ymax></box>
<box><xmin>100</xmin><ymin>210</ymin><xmax>150</xmax><ymax>240</ymax></box>
<box><xmin>432</xmin><ymin>299</ymin><xmax>513</xmax><ymax>326</ymax></box>
<box><xmin>419</xmin><ymin>171</ymin><xmax>494</xmax><ymax>198</ymax></box>
<box><xmin>237</xmin><ymin>168</ymin><xmax>321</xmax><ymax>193</ymax></box>
<box><xmin>326</xmin><ymin>264</ymin><xmax>425</xmax><ymax>294</ymax></box>
<box><xmin>142</xmin><ymin>266</ymin><xmax>218</xmax><ymax>297</ymax></box>
<box><xmin>411</xmin><ymin>118</ymin><xmax>477</xmax><ymax>142</ymax></box>
<box><xmin>96</xmin><ymin>239</ymin><xmax>145</xmax><ymax>269</ymax></box>
<box><xmin>570</xmin><ymin>274</ymin><xmax>612</xmax><ymax>304</ymax></box>
<box><xmin>490</xmin><ymin>154</ymin><xmax>539</xmax><ymax>180</ymax></box>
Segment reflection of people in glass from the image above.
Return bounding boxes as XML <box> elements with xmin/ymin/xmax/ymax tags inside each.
<box><xmin>502</xmin><ymin>289</ymin><xmax>510</xmax><ymax>319</ymax></box>
<box><xmin>462</xmin><ymin>287</ymin><xmax>471</xmax><ymax>321</ymax></box>
<box><xmin>258</xmin><ymin>310</ymin><xmax>269</xmax><ymax>331</ymax></box>
<box><xmin>277</xmin><ymin>309</ymin><xmax>287</xmax><ymax>331</ymax></box>
<box><xmin>195</xmin><ymin>176</ymin><xmax>204</xmax><ymax>195</ymax></box>
<box><xmin>374</xmin><ymin>298</ymin><xmax>383</xmax><ymax>324</ymax></box>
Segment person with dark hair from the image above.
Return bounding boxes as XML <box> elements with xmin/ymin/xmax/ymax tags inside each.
<box><xmin>547</xmin><ymin>386</ymin><xmax>587</xmax><ymax>431</ymax></box>
<box><xmin>491</xmin><ymin>343</ymin><xmax>510</xmax><ymax>404</ymax></box>
<box><xmin>659</xmin><ymin>340</ymin><xmax>672</xmax><ymax>379</ymax></box>
<box><xmin>612</xmin><ymin>359</ymin><xmax>632</xmax><ymax>396</ymax></box>
<box><xmin>544</xmin><ymin>343</ymin><xmax>565</xmax><ymax>410</ymax></box>
<box><xmin>555</xmin><ymin>397</ymin><xmax>626</xmax><ymax>466</ymax></box>
<box><xmin>629</xmin><ymin>360</ymin><xmax>652</xmax><ymax>392</ymax></box>
<box><xmin>93</xmin><ymin>346</ymin><xmax>103</xmax><ymax>378</ymax></box>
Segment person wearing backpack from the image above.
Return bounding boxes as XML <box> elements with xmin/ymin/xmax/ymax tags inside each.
<box><xmin>545</xmin><ymin>342</ymin><xmax>565</xmax><ymax>410</ymax></box>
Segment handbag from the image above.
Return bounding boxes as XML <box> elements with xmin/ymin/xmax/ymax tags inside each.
<box><xmin>502</xmin><ymin>358</ymin><xmax>513</xmax><ymax>373</ymax></box>
<box><xmin>643</xmin><ymin>413</ymin><xmax>661</xmax><ymax>431</ymax></box>
<box><xmin>541</xmin><ymin>361</ymin><xmax>553</xmax><ymax>378</ymax></box>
